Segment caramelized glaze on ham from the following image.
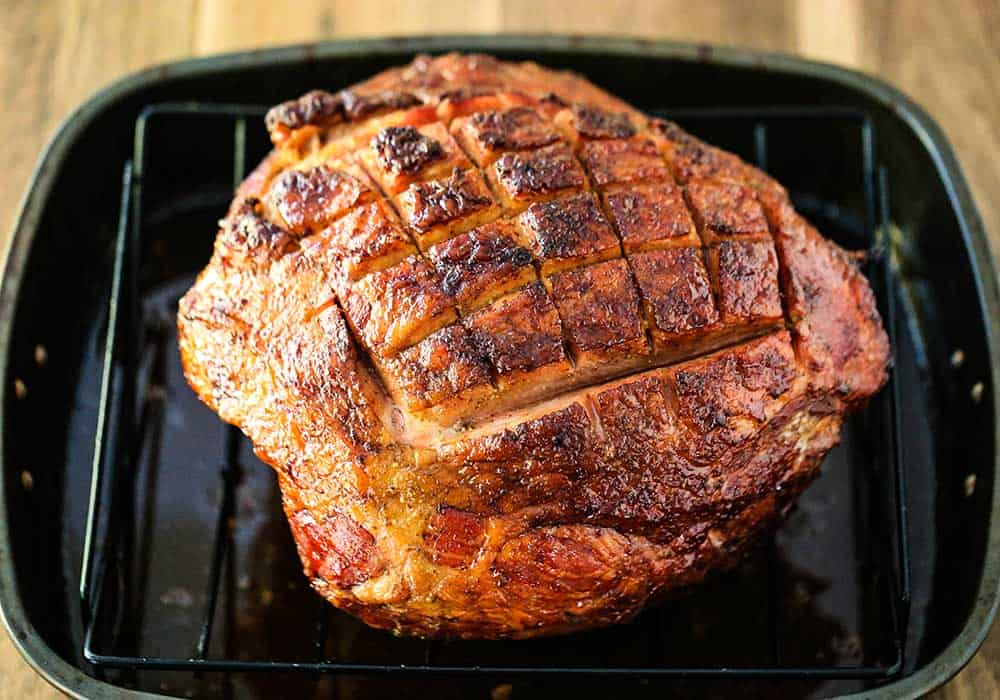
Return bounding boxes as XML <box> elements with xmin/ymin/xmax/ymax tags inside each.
<box><xmin>179</xmin><ymin>53</ymin><xmax>889</xmax><ymax>638</ymax></box>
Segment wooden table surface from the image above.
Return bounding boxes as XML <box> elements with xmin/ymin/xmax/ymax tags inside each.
<box><xmin>1</xmin><ymin>1</ymin><xmax>997</xmax><ymax>697</ymax></box>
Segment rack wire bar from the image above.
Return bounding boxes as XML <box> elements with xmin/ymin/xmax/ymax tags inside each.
<box><xmin>80</xmin><ymin>103</ymin><xmax>911</xmax><ymax>682</ymax></box>
<box><xmin>195</xmin><ymin>116</ymin><xmax>249</xmax><ymax>663</ymax></box>
<box><xmin>195</xmin><ymin>428</ymin><xmax>243</xmax><ymax>660</ymax></box>
<box><xmin>877</xmin><ymin>164</ymin><xmax>912</xmax><ymax>642</ymax></box>
<box><xmin>80</xmin><ymin>161</ymin><xmax>134</xmax><ymax>614</ymax></box>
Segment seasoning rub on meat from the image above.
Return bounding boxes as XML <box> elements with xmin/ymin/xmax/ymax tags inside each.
<box><xmin>179</xmin><ymin>53</ymin><xmax>890</xmax><ymax>639</ymax></box>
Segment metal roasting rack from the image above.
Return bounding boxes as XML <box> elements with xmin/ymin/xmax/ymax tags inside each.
<box><xmin>77</xmin><ymin>102</ymin><xmax>911</xmax><ymax>684</ymax></box>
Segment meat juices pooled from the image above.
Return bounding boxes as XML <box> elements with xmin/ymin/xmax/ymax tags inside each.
<box><xmin>179</xmin><ymin>53</ymin><xmax>890</xmax><ymax>639</ymax></box>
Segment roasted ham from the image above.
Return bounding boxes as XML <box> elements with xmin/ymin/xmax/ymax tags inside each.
<box><xmin>178</xmin><ymin>53</ymin><xmax>890</xmax><ymax>638</ymax></box>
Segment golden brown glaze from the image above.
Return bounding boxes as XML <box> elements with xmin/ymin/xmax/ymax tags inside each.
<box><xmin>310</xmin><ymin>198</ymin><xmax>415</xmax><ymax>281</ymax></box>
<box><xmin>265</xmin><ymin>162</ymin><xmax>374</xmax><ymax>235</ymax></box>
<box><xmin>580</xmin><ymin>137</ymin><xmax>670</xmax><ymax>187</ymax></box>
<box><xmin>428</xmin><ymin>220</ymin><xmax>535</xmax><ymax>313</ymax></box>
<box><xmin>546</xmin><ymin>258</ymin><xmax>649</xmax><ymax>369</ymax></box>
<box><xmin>490</xmin><ymin>144</ymin><xmax>588</xmax><ymax>210</ymax></box>
<box><xmin>630</xmin><ymin>247</ymin><xmax>719</xmax><ymax>341</ymax></box>
<box><xmin>602</xmin><ymin>183</ymin><xmax>700</xmax><ymax>252</ymax></box>
<box><xmin>565</xmin><ymin>103</ymin><xmax>636</xmax><ymax>141</ymax></box>
<box><xmin>453</xmin><ymin>106</ymin><xmax>562</xmax><ymax>165</ymax></box>
<box><xmin>685</xmin><ymin>176</ymin><xmax>771</xmax><ymax>244</ymax></box>
<box><xmin>465</xmin><ymin>282</ymin><xmax>571</xmax><ymax>391</ymax></box>
<box><xmin>518</xmin><ymin>192</ymin><xmax>620</xmax><ymax>276</ymax></box>
<box><xmin>179</xmin><ymin>53</ymin><xmax>890</xmax><ymax>639</ymax></box>
<box><xmin>377</xmin><ymin>323</ymin><xmax>494</xmax><ymax>418</ymax></box>
<box><xmin>708</xmin><ymin>238</ymin><xmax>783</xmax><ymax>325</ymax></box>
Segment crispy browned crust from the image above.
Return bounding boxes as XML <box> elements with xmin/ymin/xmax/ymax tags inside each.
<box><xmin>377</xmin><ymin>324</ymin><xmax>495</xmax><ymax>423</ymax></box>
<box><xmin>490</xmin><ymin>144</ymin><xmax>587</xmax><ymax>210</ymax></box>
<box><xmin>308</xmin><ymin>198</ymin><xmax>415</xmax><ymax>281</ymax></box>
<box><xmin>580</xmin><ymin>137</ymin><xmax>670</xmax><ymax>187</ymax></box>
<box><xmin>339</xmin><ymin>253</ymin><xmax>457</xmax><ymax>356</ymax></box>
<box><xmin>602</xmin><ymin>182</ymin><xmax>700</xmax><ymax>251</ymax></box>
<box><xmin>566</xmin><ymin>103</ymin><xmax>637</xmax><ymax>140</ymax></box>
<box><xmin>465</xmin><ymin>282</ymin><xmax>571</xmax><ymax>388</ymax></box>
<box><xmin>518</xmin><ymin>192</ymin><xmax>620</xmax><ymax>276</ymax></box>
<box><xmin>708</xmin><ymin>238</ymin><xmax>783</xmax><ymax>325</ymax></box>
<box><xmin>630</xmin><ymin>247</ymin><xmax>719</xmax><ymax>340</ymax></box>
<box><xmin>395</xmin><ymin>167</ymin><xmax>499</xmax><ymax>248</ymax></box>
<box><xmin>428</xmin><ymin>220</ymin><xmax>535</xmax><ymax>313</ymax></box>
<box><xmin>685</xmin><ymin>176</ymin><xmax>771</xmax><ymax>244</ymax></box>
<box><xmin>547</xmin><ymin>258</ymin><xmax>649</xmax><ymax>368</ymax></box>
<box><xmin>453</xmin><ymin>106</ymin><xmax>563</xmax><ymax>165</ymax></box>
<box><xmin>265</xmin><ymin>163</ymin><xmax>373</xmax><ymax>235</ymax></box>
<box><xmin>179</xmin><ymin>53</ymin><xmax>890</xmax><ymax>639</ymax></box>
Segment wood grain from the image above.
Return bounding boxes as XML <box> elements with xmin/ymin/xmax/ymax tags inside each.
<box><xmin>1</xmin><ymin>1</ymin><xmax>997</xmax><ymax>697</ymax></box>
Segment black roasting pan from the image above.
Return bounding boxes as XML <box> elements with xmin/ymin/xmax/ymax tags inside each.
<box><xmin>0</xmin><ymin>36</ymin><xmax>996</xmax><ymax>699</ymax></box>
